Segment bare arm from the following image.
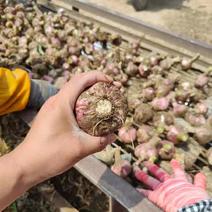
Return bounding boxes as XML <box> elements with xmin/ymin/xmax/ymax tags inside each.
<box><xmin>0</xmin><ymin>72</ymin><xmax>115</xmax><ymax>211</ymax></box>
<box><xmin>0</xmin><ymin>152</ymin><xmax>28</xmax><ymax>210</ymax></box>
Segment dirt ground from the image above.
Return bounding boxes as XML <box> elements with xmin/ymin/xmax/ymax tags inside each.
<box><xmin>88</xmin><ymin>0</ymin><xmax>212</xmax><ymax>45</ymax></box>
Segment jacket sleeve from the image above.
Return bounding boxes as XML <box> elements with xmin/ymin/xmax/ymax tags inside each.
<box><xmin>0</xmin><ymin>67</ymin><xmax>31</xmax><ymax>115</ymax></box>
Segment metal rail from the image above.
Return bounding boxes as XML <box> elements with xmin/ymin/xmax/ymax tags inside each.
<box><xmin>76</xmin><ymin>155</ymin><xmax>160</xmax><ymax>212</ymax></box>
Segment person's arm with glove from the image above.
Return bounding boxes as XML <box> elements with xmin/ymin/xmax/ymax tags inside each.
<box><xmin>134</xmin><ymin>160</ymin><xmax>212</xmax><ymax>212</ymax></box>
<box><xmin>0</xmin><ymin>67</ymin><xmax>58</xmax><ymax>115</ymax></box>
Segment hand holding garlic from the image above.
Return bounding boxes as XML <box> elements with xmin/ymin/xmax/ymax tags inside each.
<box><xmin>0</xmin><ymin>72</ymin><xmax>116</xmax><ymax>210</ymax></box>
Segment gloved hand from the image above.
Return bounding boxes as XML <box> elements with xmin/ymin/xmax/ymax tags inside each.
<box><xmin>134</xmin><ymin>160</ymin><xmax>210</xmax><ymax>212</ymax></box>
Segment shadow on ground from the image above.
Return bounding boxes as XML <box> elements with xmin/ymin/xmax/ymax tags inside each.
<box><xmin>128</xmin><ymin>0</ymin><xmax>188</xmax><ymax>11</ymax></box>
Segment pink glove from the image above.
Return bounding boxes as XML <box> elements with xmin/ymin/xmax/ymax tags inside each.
<box><xmin>134</xmin><ymin>160</ymin><xmax>209</xmax><ymax>212</ymax></box>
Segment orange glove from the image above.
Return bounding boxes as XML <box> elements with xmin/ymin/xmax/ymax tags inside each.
<box><xmin>0</xmin><ymin>67</ymin><xmax>30</xmax><ymax>115</ymax></box>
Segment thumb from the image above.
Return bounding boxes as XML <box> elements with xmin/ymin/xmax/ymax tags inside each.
<box><xmin>194</xmin><ymin>172</ymin><xmax>207</xmax><ymax>189</ymax></box>
<box><xmin>80</xmin><ymin>133</ymin><xmax>116</xmax><ymax>155</ymax></box>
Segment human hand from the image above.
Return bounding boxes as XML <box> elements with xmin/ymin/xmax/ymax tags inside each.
<box><xmin>12</xmin><ymin>71</ymin><xmax>116</xmax><ymax>188</ymax></box>
<box><xmin>134</xmin><ymin>160</ymin><xmax>209</xmax><ymax>212</ymax></box>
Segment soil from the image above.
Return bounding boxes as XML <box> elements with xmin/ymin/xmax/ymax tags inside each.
<box><xmin>4</xmin><ymin>170</ymin><xmax>109</xmax><ymax>212</ymax></box>
<box><xmin>4</xmin><ymin>182</ymin><xmax>58</xmax><ymax>212</ymax></box>
<box><xmin>88</xmin><ymin>0</ymin><xmax>212</xmax><ymax>45</ymax></box>
<box><xmin>53</xmin><ymin>169</ymin><xmax>109</xmax><ymax>212</ymax></box>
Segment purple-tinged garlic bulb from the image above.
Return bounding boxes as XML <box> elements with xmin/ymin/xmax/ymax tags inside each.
<box><xmin>138</xmin><ymin>64</ymin><xmax>150</xmax><ymax>78</ymax></box>
<box><xmin>149</xmin><ymin>55</ymin><xmax>161</xmax><ymax>66</ymax></box>
<box><xmin>141</xmin><ymin>87</ymin><xmax>155</xmax><ymax>102</ymax></box>
<box><xmin>151</xmin><ymin>65</ymin><xmax>163</xmax><ymax>74</ymax></box>
<box><xmin>185</xmin><ymin>112</ymin><xmax>206</xmax><ymax>127</ymax></box>
<box><xmin>194</xmin><ymin>126</ymin><xmax>212</xmax><ymax>145</ymax></box>
<box><xmin>180</xmin><ymin>81</ymin><xmax>193</xmax><ymax>91</ymax></box>
<box><xmin>181</xmin><ymin>54</ymin><xmax>200</xmax><ymax>70</ymax></box>
<box><xmin>125</xmin><ymin>61</ymin><xmax>138</xmax><ymax>76</ymax></box>
<box><xmin>157</xmin><ymin>140</ymin><xmax>175</xmax><ymax>160</ymax></box>
<box><xmin>159</xmin><ymin>56</ymin><xmax>180</xmax><ymax>70</ymax></box>
<box><xmin>194</xmin><ymin>102</ymin><xmax>208</xmax><ymax>115</ymax></box>
<box><xmin>166</xmin><ymin>125</ymin><xmax>188</xmax><ymax>144</ymax></box>
<box><xmin>136</xmin><ymin>125</ymin><xmax>155</xmax><ymax>143</ymax></box>
<box><xmin>111</xmin><ymin>160</ymin><xmax>132</xmax><ymax>178</ymax></box>
<box><xmin>134</xmin><ymin>104</ymin><xmax>153</xmax><ymax>124</ymax></box>
<box><xmin>50</xmin><ymin>37</ymin><xmax>61</xmax><ymax>49</ymax></box>
<box><xmin>152</xmin><ymin>97</ymin><xmax>170</xmax><ymax>111</ymax></box>
<box><xmin>118</xmin><ymin>126</ymin><xmax>137</xmax><ymax>144</ymax></box>
<box><xmin>195</xmin><ymin>74</ymin><xmax>209</xmax><ymax>88</ymax></box>
<box><xmin>167</xmin><ymin>72</ymin><xmax>181</xmax><ymax>83</ymax></box>
<box><xmin>156</xmin><ymin>78</ymin><xmax>174</xmax><ymax>97</ymax></box>
<box><xmin>175</xmin><ymin>81</ymin><xmax>193</xmax><ymax>102</ymax></box>
<box><xmin>172</xmin><ymin>102</ymin><xmax>187</xmax><ymax>117</ymax></box>
<box><xmin>134</xmin><ymin>137</ymin><xmax>160</xmax><ymax>162</ymax></box>
<box><xmin>153</xmin><ymin>112</ymin><xmax>174</xmax><ymax>134</ymax></box>
<box><xmin>75</xmin><ymin>82</ymin><xmax>127</xmax><ymax>136</ymax></box>
<box><xmin>175</xmin><ymin>89</ymin><xmax>190</xmax><ymax>103</ymax></box>
<box><xmin>153</xmin><ymin>112</ymin><xmax>174</xmax><ymax>126</ymax></box>
<box><xmin>130</xmin><ymin>40</ymin><xmax>141</xmax><ymax>55</ymax></box>
<box><xmin>104</xmin><ymin>62</ymin><xmax>121</xmax><ymax>77</ymax></box>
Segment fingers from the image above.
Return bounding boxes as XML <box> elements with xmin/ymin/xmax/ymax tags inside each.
<box><xmin>171</xmin><ymin>159</ymin><xmax>187</xmax><ymax>180</ymax></box>
<box><xmin>194</xmin><ymin>172</ymin><xmax>207</xmax><ymax>189</ymax></box>
<box><xmin>61</xmin><ymin>72</ymin><xmax>112</xmax><ymax>109</ymax></box>
<box><xmin>144</xmin><ymin>161</ymin><xmax>170</xmax><ymax>182</ymax></box>
<box><xmin>133</xmin><ymin>165</ymin><xmax>161</xmax><ymax>190</ymax></box>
